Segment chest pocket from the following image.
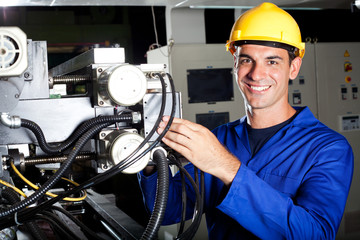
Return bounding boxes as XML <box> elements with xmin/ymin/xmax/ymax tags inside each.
<box><xmin>262</xmin><ymin>173</ymin><xmax>301</xmax><ymax>198</ymax></box>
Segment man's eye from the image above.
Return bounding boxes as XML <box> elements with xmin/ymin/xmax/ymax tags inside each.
<box><xmin>268</xmin><ymin>60</ymin><xmax>278</xmax><ymax>65</ymax></box>
<box><xmin>240</xmin><ymin>59</ymin><xmax>252</xmax><ymax>64</ymax></box>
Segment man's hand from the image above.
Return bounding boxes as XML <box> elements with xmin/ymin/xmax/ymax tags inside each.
<box><xmin>157</xmin><ymin>116</ymin><xmax>241</xmax><ymax>186</ymax></box>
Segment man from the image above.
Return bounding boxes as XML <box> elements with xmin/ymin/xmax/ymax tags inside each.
<box><xmin>139</xmin><ymin>2</ymin><xmax>353</xmax><ymax>239</ymax></box>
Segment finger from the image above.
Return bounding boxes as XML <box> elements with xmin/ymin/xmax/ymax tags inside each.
<box><xmin>161</xmin><ymin>128</ymin><xmax>191</xmax><ymax>147</ymax></box>
<box><xmin>157</xmin><ymin>123</ymin><xmax>188</xmax><ymax>141</ymax></box>
<box><xmin>161</xmin><ymin>137</ymin><xmax>192</xmax><ymax>160</ymax></box>
<box><xmin>161</xmin><ymin>122</ymin><xmax>198</xmax><ymax>141</ymax></box>
<box><xmin>162</xmin><ymin>117</ymin><xmax>202</xmax><ymax>132</ymax></box>
<box><xmin>158</xmin><ymin>116</ymin><xmax>178</xmax><ymax>128</ymax></box>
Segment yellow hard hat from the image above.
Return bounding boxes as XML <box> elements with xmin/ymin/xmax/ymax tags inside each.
<box><xmin>226</xmin><ymin>2</ymin><xmax>305</xmax><ymax>58</ymax></box>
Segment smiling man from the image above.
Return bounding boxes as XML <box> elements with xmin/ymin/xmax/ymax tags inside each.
<box><xmin>235</xmin><ymin>44</ymin><xmax>301</xmax><ymax>128</ymax></box>
<box><xmin>139</xmin><ymin>2</ymin><xmax>353</xmax><ymax>239</ymax></box>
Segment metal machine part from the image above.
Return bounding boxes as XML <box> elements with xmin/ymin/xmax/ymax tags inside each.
<box><xmin>0</xmin><ymin>27</ymin><xmax>28</xmax><ymax>77</ymax></box>
<box><xmin>84</xmin><ymin>189</ymin><xmax>145</xmax><ymax>239</ymax></box>
<box><xmin>0</xmin><ymin>27</ymin><xmax>28</xmax><ymax>113</ymax></box>
<box><xmin>98</xmin><ymin>64</ymin><xmax>148</xmax><ymax>106</ymax></box>
<box><xmin>99</xmin><ymin>129</ymin><xmax>151</xmax><ymax>174</ymax></box>
<box><xmin>143</xmin><ymin>92</ymin><xmax>182</xmax><ymax>141</ymax></box>
<box><xmin>109</xmin><ymin>131</ymin><xmax>150</xmax><ymax>174</ymax></box>
<box><xmin>0</xmin><ymin>113</ymin><xmax>21</xmax><ymax>129</ymax></box>
<box><xmin>0</xmin><ymin>27</ymin><xmax>182</xmax><ymax>239</ymax></box>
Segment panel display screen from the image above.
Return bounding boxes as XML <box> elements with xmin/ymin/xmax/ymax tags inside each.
<box><xmin>187</xmin><ymin>68</ymin><xmax>234</xmax><ymax>103</ymax></box>
<box><xmin>196</xmin><ymin>112</ymin><xmax>230</xmax><ymax>130</ymax></box>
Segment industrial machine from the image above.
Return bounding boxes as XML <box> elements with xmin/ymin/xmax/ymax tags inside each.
<box><xmin>0</xmin><ymin>26</ymin><xmax>206</xmax><ymax>240</ymax></box>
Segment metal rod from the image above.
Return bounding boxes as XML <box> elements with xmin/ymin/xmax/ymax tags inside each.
<box><xmin>49</xmin><ymin>75</ymin><xmax>91</xmax><ymax>88</ymax></box>
<box><xmin>24</xmin><ymin>154</ymin><xmax>95</xmax><ymax>166</ymax></box>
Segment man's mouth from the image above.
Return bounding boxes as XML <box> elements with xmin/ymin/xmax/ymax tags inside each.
<box><xmin>247</xmin><ymin>83</ymin><xmax>271</xmax><ymax>92</ymax></box>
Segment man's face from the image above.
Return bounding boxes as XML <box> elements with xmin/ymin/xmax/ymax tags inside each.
<box><xmin>234</xmin><ymin>44</ymin><xmax>301</xmax><ymax>112</ymax></box>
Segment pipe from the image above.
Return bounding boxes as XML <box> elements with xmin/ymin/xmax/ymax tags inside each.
<box><xmin>141</xmin><ymin>148</ymin><xmax>169</xmax><ymax>240</ymax></box>
<box><xmin>0</xmin><ymin>113</ymin><xmax>21</xmax><ymax>129</ymax></box>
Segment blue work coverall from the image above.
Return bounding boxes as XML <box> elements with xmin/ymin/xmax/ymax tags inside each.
<box><xmin>138</xmin><ymin>107</ymin><xmax>354</xmax><ymax>239</ymax></box>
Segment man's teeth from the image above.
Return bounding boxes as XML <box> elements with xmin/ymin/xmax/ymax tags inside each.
<box><xmin>250</xmin><ymin>85</ymin><xmax>270</xmax><ymax>91</ymax></box>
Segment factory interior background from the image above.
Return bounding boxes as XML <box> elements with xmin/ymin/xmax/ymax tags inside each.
<box><xmin>1</xmin><ymin>6</ymin><xmax>359</xmax><ymax>66</ymax></box>
<box><xmin>0</xmin><ymin>3</ymin><xmax>360</xmax><ymax>239</ymax></box>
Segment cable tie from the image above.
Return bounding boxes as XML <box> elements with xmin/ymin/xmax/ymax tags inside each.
<box><xmin>14</xmin><ymin>212</ymin><xmax>23</xmax><ymax>225</ymax></box>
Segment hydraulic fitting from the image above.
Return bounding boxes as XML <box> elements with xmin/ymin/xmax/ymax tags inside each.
<box><xmin>0</xmin><ymin>113</ymin><xmax>21</xmax><ymax>129</ymax></box>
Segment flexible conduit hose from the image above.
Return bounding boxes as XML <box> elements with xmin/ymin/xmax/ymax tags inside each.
<box><xmin>141</xmin><ymin>149</ymin><xmax>169</xmax><ymax>240</ymax></box>
<box><xmin>0</xmin><ymin>115</ymin><xmax>132</xmax><ymax>219</ymax></box>
<box><xmin>20</xmin><ymin>114</ymin><xmax>133</xmax><ymax>154</ymax></box>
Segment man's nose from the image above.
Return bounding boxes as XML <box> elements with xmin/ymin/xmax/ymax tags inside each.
<box><xmin>248</xmin><ymin>63</ymin><xmax>266</xmax><ymax>81</ymax></box>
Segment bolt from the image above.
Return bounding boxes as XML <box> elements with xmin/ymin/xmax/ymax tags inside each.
<box><xmin>100</xmin><ymin>132</ymin><xmax>106</xmax><ymax>137</ymax></box>
<box><xmin>24</xmin><ymin>72</ymin><xmax>30</xmax><ymax>79</ymax></box>
<box><xmin>15</xmin><ymin>94</ymin><xmax>19</xmax><ymax>98</ymax></box>
<box><xmin>99</xmin><ymin>101</ymin><xmax>104</xmax><ymax>106</ymax></box>
<box><xmin>98</xmin><ymin>68</ymin><xmax>103</xmax><ymax>73</ymax></box>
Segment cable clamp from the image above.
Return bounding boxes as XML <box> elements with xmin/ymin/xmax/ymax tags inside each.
<box><xmin>150</xmin><ymin>146</ymin><xmax>167</xmax><ymax>160</ymax></box>
<box><xmin>14</xmin><ymin>212</ymin><xmax>23</xmax><ymax>225</ymax></box>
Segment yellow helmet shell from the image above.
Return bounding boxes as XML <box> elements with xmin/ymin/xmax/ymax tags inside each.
<box><xmin>226</xmin><ymin>2</ymin><xmax>305</xmax><ymax>58</ymax></box>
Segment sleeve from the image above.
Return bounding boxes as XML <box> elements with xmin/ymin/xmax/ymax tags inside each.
<box><xmin>217</xmin><ymin>140</ymin><xmax>354</xmax><ymax>239</ymax></box>
<box><xmin>138</xmin><ymin>164</ymin><xmax>199</xmax><ymax>225</ymax></box>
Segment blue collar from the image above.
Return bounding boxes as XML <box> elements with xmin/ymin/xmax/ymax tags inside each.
<box><xmin>231</xmin><ymin>106</ymin><xmax>319</xmax><ymax>155</ymax></box>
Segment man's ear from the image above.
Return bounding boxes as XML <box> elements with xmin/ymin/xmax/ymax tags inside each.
<box><xmin>289</xmin><ymin>57</ymin><xmax>302</xmax><ymax>80</ymax></box>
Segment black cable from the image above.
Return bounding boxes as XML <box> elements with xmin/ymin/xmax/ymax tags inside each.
<box><xmin>21</xmin><ymin>114</ymin><xmax>133</xmax><ymax>155</ymax></box>
<box><xmin>178</xmin><ymin>165</ymin><xmax>187</xmax><ymax>235</ymax></box>
<box><xmin>167</xmin><ymin>154</ymin><xmax>204</xmax><ymax>240</ymax></box>
<box><xmin>181</xmin><ymin>169</ymin><xmax>204</xmax><ymax>240</ymax></box>
<box><xmin>169</xmin><ymin>154</ymin><xmax>187</xmax><ymax>236</ymax></box>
